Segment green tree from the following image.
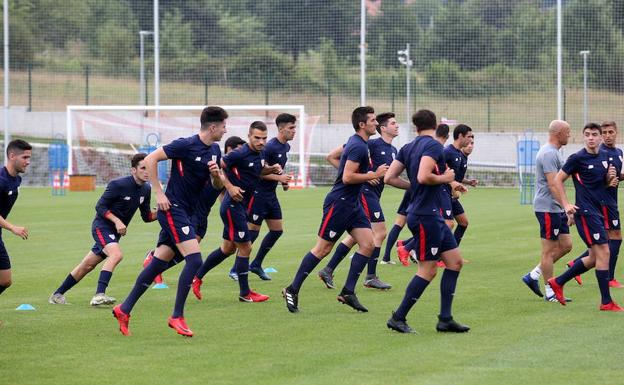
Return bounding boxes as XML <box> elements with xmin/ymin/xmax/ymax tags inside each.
<box><xmin>161</xmin><ymin>9</ymin><xmax>193</xmax><ymax>58</ymax></box>
<box><xmin>31</xmin><ymin>0</ymin><xmax>89</xmax><ymax>48</ymax></box>
<box><xmin>95</xmin><ymin>22</ymin><xmax>135</xmax><ymax>70</ymax></box>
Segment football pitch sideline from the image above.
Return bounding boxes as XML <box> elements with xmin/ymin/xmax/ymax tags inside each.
<box><xmin>0</xmin><ymin>187</ymin><xmax>622</xmax><ymax>385</ymax></box>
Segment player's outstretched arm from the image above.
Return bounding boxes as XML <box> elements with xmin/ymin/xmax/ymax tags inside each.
<box><xmin>326</xmin><ymin>145</ymin><xmax>343</xmax><ymax>169</ymax></box>
<box><xmin>417</xmin><ymin>156</ymin><xmax>454</xmax><ymax>185</ymax></box>
<box><xmin>145</xmin><ymin>148</ymin><xmax>170</xmax><ymax>211</ymax></box>
<box><xmin>384</xmin><ymin>160</ymin><xmax>410</xmax><ymax>190</ymax></box>
<box><xmin>0</xmin><ymin>215</ymin><xmax>27</xmax><ymax>240</ymax></box>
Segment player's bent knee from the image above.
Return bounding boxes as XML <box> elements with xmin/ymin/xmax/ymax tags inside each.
<box><xmin>0</xmin><ymin>278</ymin><xmax>11</xmax><ymax>287</ymax></box>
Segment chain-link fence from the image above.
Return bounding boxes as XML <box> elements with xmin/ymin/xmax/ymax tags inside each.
<box><xmin>0</xmin><ymin>0</ymin><xmax>623</xmax><ymax>186</ymax></box>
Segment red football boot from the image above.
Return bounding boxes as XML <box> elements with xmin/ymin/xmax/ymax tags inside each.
<box><xmin>609</xmin><ymin>279</ymin><xmax>623</xmax><ymax>288</ymax></box>
<box><xmin>112</xmin><ymin>304</ymin><xmax>131</xmax><ymax>336</ymax></box>
<box><xmin>396</xmin><ymin>241</ymin><xmax>410</xmax><ymax>267</ymax></box>
<box><xmin>599</xmin><ymin>301</ymin><xmax>624</xmax><ymax>312</ymax></box>
<box><xmin>168</xmin><ymin>316</ymin><xmax>194</xmax><ymax>337</ymax></box>
<box><xmin>191</xmin><ymin>276</ymin><xmax>203</xmax><ymax>300</ymax></box>
<box><xmin>547</xmin><ymin>277</ymin><xmax>566</xmax><ymax>306</ymax></box>
<box><xmin>239</xmin><ymin>290</ymin><xmax>270</xmax><ymax>302</ymax></box>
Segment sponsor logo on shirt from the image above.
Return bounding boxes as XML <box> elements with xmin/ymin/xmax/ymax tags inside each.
<box><xmin>124</xmin><ymin>196</ymin><xmax>131</xmax><ymax>200</ymax></box>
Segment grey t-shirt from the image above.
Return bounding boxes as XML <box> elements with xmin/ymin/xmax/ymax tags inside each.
<box><xmin>533</xmin><ymin>143</ymin><xmax>564</xmax><ymax>212</ymax></box>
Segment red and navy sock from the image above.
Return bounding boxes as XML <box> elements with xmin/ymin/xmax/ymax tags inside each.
<box><xmin>120</xmin><ymin>256</ymin><xmax>168</xmax><ymax>314</ymax></box>
<box><xmin>196</xmin><ymin>248</ymin><xmax>229</xmax><ymax>280</ymax></box>
<box><xmin>290</xmin><ymin>252</ymin><xmax>321</xmax><ymax>293</ymax></box>
<box><xmin>250</xmin><ymin>230</ymin><xmax>283</xmax><ymax>269</ymax></box>
<box><xmin>555</xmin><ymin>258</ymin><xmax>589</xmax><ymax>286</ymax></box>
<box><xmin>383</xmin><ymin>224</ymin><xmax>403</xmax><ymax>261</ymax></box>
<box><xmin>454</xmin><ymin>224</ymin><xmax>467</xmax><ymax>245</ymax></box>
<box><xmin>596</xmin><ymin>269</ymin><xmax>613</xmax><ymax>305</ymax></box>
<box><xmin>326</xmin><ymin>242</ymin><xmax>351</xmax><ymax>271</ymax></box>
<box><xmin>343</xmin><ymin>252</ymin><xmax>369</xmax><ymax>293</ymax></box>
<box><xmin>366</xmin><ymin>247</ymin><xmax>381</xmax><ymax>275</ymax></box>
<box><xmin>55</xmin><ymin>273</ymin><xmax>78</xmax><ymax>295</ymax></box>
<box><xmin>96</xmin><ymin>270</ymin><xmax>113</xmax><ymax>294</ymax></box>
<box><xmin>235</xmin><ymin>256</ymin><xmax>250</xmax><ymax>296</ymax></box>
<box><xmin>394</xmin><ymin>275</ymin><xmax>430</xmax><ymax>320</ymax></box>
<box><xmin>439</xmin><ymin>269</ymin><xmax>460</xmax><ymax>319</ymax></box>
<box><xmin>172</xmin><ymin>252</ymin><xmax>202</xmax><ymax>318</ymax></box>
<box><xmin>608</xmin><ymin>239</ymin><xmax>622</xmax><ymax>280</ymax></box>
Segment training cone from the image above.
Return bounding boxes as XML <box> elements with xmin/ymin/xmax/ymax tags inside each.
<box><xmin>15</xmin><ymin>304</ymin><xmax>36</xmax><ymax>311</ymax></box>
<box><xmin>264</xmin><ymin>267</ymin><xmax>278</xmax><ymax>273</ymax></box>
<box><xmin>152</xmin><ymin>283</ymin><xmax>169</xmax><ymax>289</ymax></box>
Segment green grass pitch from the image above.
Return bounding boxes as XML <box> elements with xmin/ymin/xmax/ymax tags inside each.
<box><xmin>1</xmin><ymin>187</ymin><xmax>623</xmax><ymax>385</ymax></box>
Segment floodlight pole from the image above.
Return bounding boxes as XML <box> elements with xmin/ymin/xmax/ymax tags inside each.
<box><xmin>580</xmin><ymin>50</ymin><xmax>590</xmax><ymax>125</ymax></box>
<box><xmin>139</xmin><ymin>31</ymin><xmax>153</xmax><ymax>106</ymax></box>
<box><xmin>153</xmin><ymin>0</ymin><xmax>160</xmax><ymax>113</ymax></box>
<box><xmin>3</xmin><ymin>0</ymin><xmax>9</xmax><ymax>162</ymax></box>
<box><xmin>398</xmin><ymin>44</ymin><xmax>413</xmax><ymax>140</ymax></box>
<box><xmin>360</xmin><ymin>0</ymin><xmax>366</xmax><ymax>106</ymax></box>
<box><xmin>556</xmin><ymin>0</ymin><xmax>563</xmax><ymax>120</ymax></box>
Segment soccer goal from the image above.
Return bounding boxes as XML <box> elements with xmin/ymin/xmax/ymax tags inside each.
<box><xmin>65</xmin><ymin>105</ymin><xmax>310</xmax><ymax>187</ymax></box>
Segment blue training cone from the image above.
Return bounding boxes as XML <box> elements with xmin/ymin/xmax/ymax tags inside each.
<box><xmin>152</xmin><ymin>283</ymin><xmax>169</xmax><ymax>289</ymax></box>
<box><xmin>15</xmin><ymin>304</ymin><xmax>36</xmax><ymax>311</ymax></box>
<box><xmin>264</xmin><ymin>267</ymin><xmax>278</xmax><ymax>273</ymax></box>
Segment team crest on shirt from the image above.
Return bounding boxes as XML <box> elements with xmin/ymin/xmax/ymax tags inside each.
<box><xmin>614</xmin><ymin>220</ymin><xmax>619</xmax><ymax>227</ymax></box>
<box><xmin>124</xmin><ymin>196</ymin><xmax>131</xmax><ymax>200</ymax></box>
<box><xmin>109</xmin><ymin>234</ymin><xmax>115</xmax><ymax>240</ymax></box>
<box><xmin>431</xmin><ymin>247</ymin><xmax>439</xmax><ymax>256</ymax></box>
<box><xmin>329</xmin><ymin>230</ymin><xmax>337</xmax><ymax>238</ymax></box>
<box><xmin>593</xmin><ymin>233</ymin><xmax>600</xmax><ymax>240</ymax></box>
<box><xmin>374</xmin><ymin>212</ymin><xmax>380</xmax><ymax>219</ymax></box>
<box><xmin>181</xmin><ymin>226</ymin><xmax>190</xmax><ymax>235</ymax></box>
<box><xmin>446</xmin><ymin>210</ymin><xmax>452</xmax><ymax>216</ymax></box>
<box><xmin>554</xmin><ymin>229</ymin><xmax>560</xmax><ymax>236</ymax></box>
<box><xmin>140</xmin><ymin>196</ymin><xmax>145</xmax><ymax>204</ymax></box>
<box><xmin>252</xmin><ymin>214</ymin><xmax>259</xmax><ymax>221</ymax></box>
<box><xmin>238</xmin><ymin>231</ymin><xmax>246</xmax><ymax>238</ymax></box>
<box><xmin>602</xmin><ymin>161</ymin><xmax>608</xmax><ymax>168</ymax></box>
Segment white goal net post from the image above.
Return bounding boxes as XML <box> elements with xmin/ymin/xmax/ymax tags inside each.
<box><xmin>65</xmin><ymin>105</ymin><xmax>310</xmax><ymax>187</ymax></box>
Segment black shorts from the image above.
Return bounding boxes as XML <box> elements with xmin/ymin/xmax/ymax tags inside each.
<box><xmin>0</xmin><ymin>237</ymin><xmax>10</xmax><ymax>270</ymax></box>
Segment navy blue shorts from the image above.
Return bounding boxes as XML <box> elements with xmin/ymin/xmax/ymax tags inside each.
<box><xmin>221</xmin><ymin>197</ymin><xmax>250</xmax><ymax>243</ymax></box>
<box><xmin>247</xmin><ymin>191</ymin><xmax>282</xmax><ymax>226</ymax></box>
<box><xmin>156</xmin><ymin>205</ymin><xmax>196</xmax><ymax>248</ymax></box>
<box><xmin>190</xmin><ymin>212</ymin><xmax>209</xmax><ymax>240</ymax></box>
<box><xmin>575</xmin><ymin>213</ymin><xmax>608</xmax><ymax>247</ymax></box>
<box><xmin>440</xmin><ymin>189</ymin><xmax>453</xmax><ymax>220</ymax></box>
<box><xmin>602</xmin><ymin>204</ymin><xmax>621</xmax><ymax>231</ymax></box>
<box><xmin>406</xmin><ymin>213</ymin><xmax>457</xmax><ymax>261</ymax></box>
<box><xmin>318</xmin><ymin>197</ymin><xmax>371</xmax><ymax>242</ymax></box>
<box><xmin>535</xmin><ymin>212</ymin><xmax>569</xmax><ymax>240</ymax></box>
<box><xmin>91</xmin><ymin>222</ymin><xmax>120</xmax><ymax>257</ymax></box>
<box><xmin>360</xmin><ymin>188</ymin><xmax>384</xmax><ymax>223</ymax></box>
<box><xmin>0</xmin><ymin>236</ymin><xmax>10</xmax><ymax>270</ymax></box>
<box><xmin>397</xmin><ymin>190</ymin><xmax>412</xmax><ymax>216</ymax></box>
<box><xmin>451</xmin><ymin>198</ymin><xmax>465</xmax><ymax>216</ymax></box>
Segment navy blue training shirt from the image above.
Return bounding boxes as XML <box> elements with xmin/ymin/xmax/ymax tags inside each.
<box><xmin>326</xmin><ymin>134</ymin><xmax>370</xmax><ymax>201</ymax></box>
<box><xmin>94</xmin><ymin>175</ymin><xmax>152</xmax><ymax>226</ymax></box>
<box><xmin>195</xmin><ymin>181</ymin><xmax>223</xmax><ymax>218</ymax></box>
<box><xmin>0</xmin><ymin>167</ymin><xmax>21</xmax><ymax>220</ymax></box>
<box><xmin>600</xmin><ymin>143</ymin><xmax>623</xmax><ymax>206</ymax></box>
<box><xmin>444</xmin><ymin>144</ymin><xmax>468</xmax><ymax>183</ymax></box>
<box><xmin>222</xmin><ymin>143</ymin><xmax>265</xmax><ymax>202</ymax></box>
<box><xmin>367</xmin><ymin>137</ymin><xmax>397</xmax><ymax>197</ymax></box>
<box><xmin>257</xmin><ymin>137</ymin><xmax>290</xmax><ymax>193</ymax></box>
<box><xmin>162</xmin><ymin>135</ymin><xmax>222</xmax><ymax>213</ymax></box>
<box><xmin>561</xmin><ymin>148</ymin><xmax>610</xmax><ymax>216</ymax></box>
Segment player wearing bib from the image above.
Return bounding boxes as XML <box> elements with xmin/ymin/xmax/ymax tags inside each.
<box><xmin>0</xmin><ymin>140</ymin><xmax>32</xmax><ymax>297</ymax></box>
<box><xmin>548</xmin><ymin>123</ymin><xmax>622</xmax><ymax>311</ymax></box>
<box><xmin>112</xmin><ymin>106</ymin><xmax>227</xmax><ymax>337</ymax></box>
<box><xmin>384</xmin><ymin>109</ymin><xmax>470</xmax><ymax>334</ymax></box>
<box><xmin>317</xmin><ymin>112</ymin><xmax>399</xmax><ymax>290</ymax></box>
<box><xmin>49</xmin><ymin>154</ymin><xmax>156</xmax><ymax>306</ymax></box>
<box><xmin>282</xmin><ymin>106</ymin><xmax>388</xmax><ymax>313</ymax></box>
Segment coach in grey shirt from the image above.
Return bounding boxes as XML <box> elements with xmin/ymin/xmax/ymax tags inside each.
<box><xmin>522</xmin><ymin>120</ymin><xmax>573</xmax><ymax>301</ymax></box>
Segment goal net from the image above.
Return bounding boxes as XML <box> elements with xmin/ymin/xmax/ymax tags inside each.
<box><xmin>65</xmin><ymin>105</ymin><xmax>313</xmax><ymax>187</ymax></box>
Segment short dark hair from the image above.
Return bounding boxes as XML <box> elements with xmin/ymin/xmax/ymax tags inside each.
<box><xmin>351</xmin><ymin>106</ymin><xmax>375</xmax><ymax>131</ymax></box>
<box><xmin>376</xmin><ymin>112</ymin><xmax>395</xmax><ymax>134</ymax></box>
<box><xmin>200</xmin><ymin>106</ymin><xmax>228</xmax><ymax>129</ymax></box>
<box><xmin>224</xmin><ymin>136</ymin><xmax>246</xmax><ymax>153</ymax></box>
<box><xmin>453</xmin><ymin>124</ymin><xmax>473</xmax><ymax>140</ymax></box>
<box><xmin>602</xmin><ymin>120</ymin><xmax>617</xmax><ymax>130</ymax></box>
<box><xmin>435</xmin><ymin>123</ymin><xmax>450</xmax><ymax>140</ymax></box>
<box><xmin>6</xmin><ymin>139</ymin><xmax>32</xmax><ymax>156</ymax></box>
<box><xmin>584</xmin><ymin>122</ymin><xmax>601</xmax><ymax>132</ymax></box>
<box><xmin>131</xmin><ymin>153</ymin><xmax>147</xmax><ymax>168</ymax></box>
<box><xmin>412</xmin><ymin>109</ymin><xmax>436</xmax><ymax>132</ymax></box>
<box><xmin>276</xmin><ymin>113</ymin><xmax>296</xmax><ymax>127</ymax></box>
<box><xmin>249</xmin><ymin>121</ymin><xmax>268</xmax><ymax>132</ymax></box>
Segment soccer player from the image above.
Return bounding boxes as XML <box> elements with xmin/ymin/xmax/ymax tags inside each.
<box><xmin>112</xmin><ymin>106</ymin><xmax>227</xmax><ymax>337</ymax></box>
<box><xmin>317</xmin><ymin>112</ymin><xmax>399</xmax><ymax>290</ymax></box>
<box><xmin>191</xmin><ymin>121</ymin><xmax>281</xmax><ymax>302</ymax></box>
<box><xmin>384</xmin><ymin>109</ymin><xmax>470</xmax><ymax>334</ymax></box>
<box><xmin>142</xmin><ymin>136</ymin><xmax>246</xmax><ymax>283</ymax></box>
<box><xmin>240</xmin><ymin>113</ymin><xmax>296</xmax><ymax>281</ymax></box>
<box><xmin>444</xmin><ymin>124</ymin><xmax>478</xmax><ymax>245</ymax></box>
<box><xmin>520</xmin><ymin>120</ymin><xmax>573</xmax><ymax>302</ymax></box>
<box><xmin>49</xmin><ymin>153</ymin><xmax>156</xmax><ymax>305</ymax></box>
<box><xmin>547</xmin><ymin>123</ymin><xmax>622</xmax><ymax>311</ymax></box>
<box><xmin>0</xmin><ymin>140</ymin><xmax>31</xmax><ymax>297</ymax></box>
<box><xmin>281</xmin><ymin>106</ymin><xmax>389</xmax><ymax>313</ymax></box>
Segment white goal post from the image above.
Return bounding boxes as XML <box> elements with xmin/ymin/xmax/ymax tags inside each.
<box><xmin>66</xmin><ymin>104</ymin><xmax>308</xmax><ymax>187</ymax></box>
